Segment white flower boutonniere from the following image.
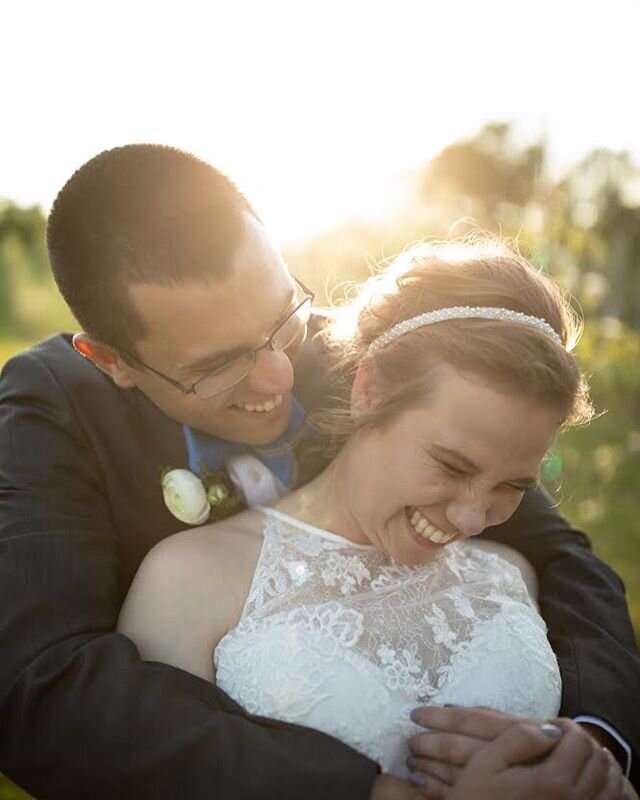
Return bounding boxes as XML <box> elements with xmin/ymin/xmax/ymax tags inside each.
<box><xmin>161</xmin><ymin>465</ymin><xmax>245</xmax><ymax>525</ymax></box>
<box><xmin>161</xmin><ymin>469</ymin><xmax>211</xmax><ymax>525</ymax></box>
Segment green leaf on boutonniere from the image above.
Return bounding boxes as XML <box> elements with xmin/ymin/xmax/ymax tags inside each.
<box><xmin>198</xmin><ymin>462</ymin><xmax>245</xmax><ymax>522</ymax></box>
<box><xmin>207</xmin><ymin>483</ymin><xmax>230</xmax><ymax>505</ymax></box>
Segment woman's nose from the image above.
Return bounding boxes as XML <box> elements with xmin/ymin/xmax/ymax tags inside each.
<box><xmin>244</xmin><ymin>346</ymin><xmax>295</xmax><ymax>396</ymax></box>
<box><xmin>445</xmin><ymin>497</ymin><xmax>489</xmax><ymax>538</ymax></box>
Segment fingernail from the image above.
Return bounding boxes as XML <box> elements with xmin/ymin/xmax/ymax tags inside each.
<box><xmin>406</xmin><ymin>755</ymin><xmax>417</xmax><ymax>771</ymax></box>
<box><xmin>540</xmin><ymin>723</ymin><xmax>562</xmax><ymax>738</ymax></box>
<box><xmin>410</xmin><ymin>708</ymin><xmax>422</xmax><ymax>723</ymax></box>
<box><xmin>409</xmin><ymin>773</ymin><xmax>427</xmax><ymax>787</ymax></box>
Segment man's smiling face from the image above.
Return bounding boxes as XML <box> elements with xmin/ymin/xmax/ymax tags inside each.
<box><xmin>119</xmin><ymin>213</ymin><xmax>305</xmax><ymax>444</ymax></box>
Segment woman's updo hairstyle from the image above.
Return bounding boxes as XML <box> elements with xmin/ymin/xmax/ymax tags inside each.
<box><xmin>312</xmin><ymin>237</ymin><xmax>593</xmax><ymax>448</ymax></box>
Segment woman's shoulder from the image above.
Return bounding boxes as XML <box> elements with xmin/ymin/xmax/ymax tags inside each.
<box><xmin>118</xmin><ymin>508</ymin><xmax>267</xmax><ymax>670</ymax></box>
<box><xmin>121</xmin><ymin>508</ymin><xmax>266</xmax><ymax>622</ymax></box>
<box><xmin>147</xmin><ymin>507</ymin><xmax>266</xmax><ymax>566</ymax></box>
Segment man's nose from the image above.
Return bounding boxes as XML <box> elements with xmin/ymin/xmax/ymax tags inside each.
<box><xmin>244</xmin><ymin>346</ymin><xmax>295</xmax><ymax>396</ymax></box>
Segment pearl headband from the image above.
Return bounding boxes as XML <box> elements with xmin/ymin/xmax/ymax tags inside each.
<box><xmin>367</xmin><ymin>306</ymin><xmax>563</xmax><ymax>356</ymax></box>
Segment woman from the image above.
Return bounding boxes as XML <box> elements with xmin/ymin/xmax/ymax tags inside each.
<box><xmin>118</xmin><ymin>238</ymin><xmax>600</xmax><ymax>789</ymax></box>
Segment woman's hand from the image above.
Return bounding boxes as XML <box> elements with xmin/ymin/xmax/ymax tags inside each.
<box><xmin>409</xmin><ymin>705</ymin><xmax>544</xmax><ymax>786</ymax></box>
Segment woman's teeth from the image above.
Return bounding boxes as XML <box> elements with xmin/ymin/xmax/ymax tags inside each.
<box><xmin>234</xmin><ymin>395</ymin><xmax>284</xmax><ymax>413</ymax></box>
<box><xmin>408</xmin><ymin>508</ymin><xmax>456</xmax><ymax>544</ymax></box>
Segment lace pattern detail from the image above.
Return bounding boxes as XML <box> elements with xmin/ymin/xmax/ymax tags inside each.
<box><xmin>215</xmin><ymin>508</ymin><xmax>561</xmax><ymax>776</ymax></box>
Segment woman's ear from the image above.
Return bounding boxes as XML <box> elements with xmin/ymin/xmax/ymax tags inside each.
<box><xmin>72</xmin><ymin>333</ymin><xmax>137</xmax><ymax>389</ymax></box>
<box><xmin>350</xmin><ymin>359</ymin><xmax>380</xmax><ymax>418</ymax></box>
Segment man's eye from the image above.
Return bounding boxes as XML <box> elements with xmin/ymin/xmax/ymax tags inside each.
<box><xmin>187</xmin><ymin>366</ymin><xmax>221</xmax><ymax>384</ymax></box>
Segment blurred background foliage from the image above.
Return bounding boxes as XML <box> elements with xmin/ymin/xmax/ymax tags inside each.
<box><xmin>287</xmin><ymin>122</ymin><xmax>640</xmax><ymax>647</ymax></box>
<box><xmin>1</xmin><ymin>121</ymin><xmax>639</xmax><ymax>800</ymax></box>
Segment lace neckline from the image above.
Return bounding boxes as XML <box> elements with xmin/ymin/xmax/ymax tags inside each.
<box><xmin>257</xmin><ymin>505</ymin><xmax>375</xmax><ymax>551</ymax></box>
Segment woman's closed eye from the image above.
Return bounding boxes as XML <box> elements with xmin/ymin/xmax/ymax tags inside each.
<box><xmin>438</xmin><ymin>459</ymin><xmax>535</xmax><ymax>492</ymax></box>
<box><xmin>503</xmin><ymin>479</ymin><xmax>538</xmax><ymax>493</ymax></box>
<box><xmin>438</xmin><ymin>460</ymin><xmax>468</xmax><ymax>478</ymax></box>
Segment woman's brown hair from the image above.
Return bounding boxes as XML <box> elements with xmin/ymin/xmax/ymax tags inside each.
<box><xmin>309</xmin><ymin>237</ymin><xmax>593</xmax><ymax>457</ymax></box>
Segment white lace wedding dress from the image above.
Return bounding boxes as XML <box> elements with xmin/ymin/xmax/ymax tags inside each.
<box><xmin>214</xmin><ymin>507</ymin><xmax>561</xmax><ymax>778</ymax></box>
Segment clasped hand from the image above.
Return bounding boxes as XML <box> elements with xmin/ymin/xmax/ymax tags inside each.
<box><xmin>371</xmin><ymin>706</ymin><xmax>631</xmax><ymax>800</ymax></box>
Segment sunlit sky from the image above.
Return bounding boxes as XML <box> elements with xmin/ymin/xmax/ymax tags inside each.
<box><xmin>2</xmin><ymin>0</ymin><xmax>639</xmax><ymax>243</ymax></box>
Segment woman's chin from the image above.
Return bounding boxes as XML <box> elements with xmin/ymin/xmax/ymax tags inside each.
<box><xmin>389</xmin><ymin>544</ymin><xmax>444</xmax><ymax>567</ymax></box>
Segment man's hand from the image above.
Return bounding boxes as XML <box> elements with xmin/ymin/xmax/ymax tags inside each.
<box><xmin>369</xmin><ymin>774</ymin><xmax>424</xmax><ymax>800</ymax></box>
<box><xmin>442</xmin><ymin>719</ymin><xmax>624</xmax><ymax>800</ymax></box>
<box><xmin>409</xmin><ymin>706</ymin><xmax>624</xmax><ymax>799</ymax></box>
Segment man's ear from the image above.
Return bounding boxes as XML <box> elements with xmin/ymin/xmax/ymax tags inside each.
<box><xmin>72</xmin><ymin>333</ymin><xmax>137</xmax><ymax>389</ymax></box>
<box><xmin>350</xmin><ymin>359</ymin><xmax>380</xmax><ymax>418</ymax></box>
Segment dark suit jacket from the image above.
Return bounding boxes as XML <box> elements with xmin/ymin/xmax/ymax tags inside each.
<box><xmin>1</xmin><ymin>331</ymin><xmax>639</xmax><ymax>798</ymax></box>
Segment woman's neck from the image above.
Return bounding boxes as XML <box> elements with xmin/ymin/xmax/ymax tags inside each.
<box><xmin>274</xmin><ymin>445</ymin><xmax>365</xmax><ymax>544</ymax></box>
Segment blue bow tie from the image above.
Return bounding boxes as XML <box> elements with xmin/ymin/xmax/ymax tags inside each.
<box><xmin>182</xmin><ymin>396</ymin><xmax>306</xmax><ymax>488</ymax></box>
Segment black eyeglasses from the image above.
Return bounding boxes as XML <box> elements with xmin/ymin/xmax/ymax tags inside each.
<box><xmin>115</xmin><ymin>277</ymin><xmax>314</xmax><ymax>399</ymax></box>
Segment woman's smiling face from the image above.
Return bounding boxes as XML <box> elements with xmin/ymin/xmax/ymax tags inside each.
<box><xmin>337</xmin><ymin>367</ymin><xmax>560</xmax><ymax>566</ymax></box>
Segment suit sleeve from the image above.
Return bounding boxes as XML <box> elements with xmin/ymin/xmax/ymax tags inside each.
<box><xmin>0</xmin><ymin>351</ymin><xmax>378</xmax><ymax>800</ymax></box>
<box><xmin>483</xmin><ymin>486</ymin><xmax>640</xmax><ymax>786</ymax></box>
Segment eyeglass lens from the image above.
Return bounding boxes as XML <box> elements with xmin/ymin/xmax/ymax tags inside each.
<box><xmin>193</xmin><ymin>296</ymin><xmax>312</xmax><ymax>398</ymax></box>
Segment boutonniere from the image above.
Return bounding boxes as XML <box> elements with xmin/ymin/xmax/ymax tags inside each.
<box><xmin>161</xmin><ymin>463</ymin><xmax>244</xmax><ymax>525</ymax></box>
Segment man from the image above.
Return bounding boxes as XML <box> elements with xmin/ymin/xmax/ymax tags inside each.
<box><xmin>0</xmin><ymin>144</ymin><xmax>637</xmax><ymax>799</ymax></box>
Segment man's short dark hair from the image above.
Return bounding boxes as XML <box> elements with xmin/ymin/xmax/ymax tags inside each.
<box><xmin>47</xmin><ymin>144</ymin><xmax>257</xmax><ymax>352</ymax></box>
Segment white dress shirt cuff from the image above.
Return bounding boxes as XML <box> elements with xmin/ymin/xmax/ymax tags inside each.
<box><xmin>573</xmin><ymin>715</ymin><xmax>631</xmax><ymax>777</ymax></box>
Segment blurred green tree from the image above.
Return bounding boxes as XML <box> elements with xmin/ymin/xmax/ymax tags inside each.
<box><xmin>419</xmin><ymin>121</ymin><xmax>545</xmax><ymax>223</ymax></box>
<box><xmin>557</xmin><ymin>149</ymin><xmax>640</xmax><ymax>328</ymax></box>
<box><xmin>0</xmin><ymin>201</ymin><xmax>48</xmax><ymax>334</ymax></box>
